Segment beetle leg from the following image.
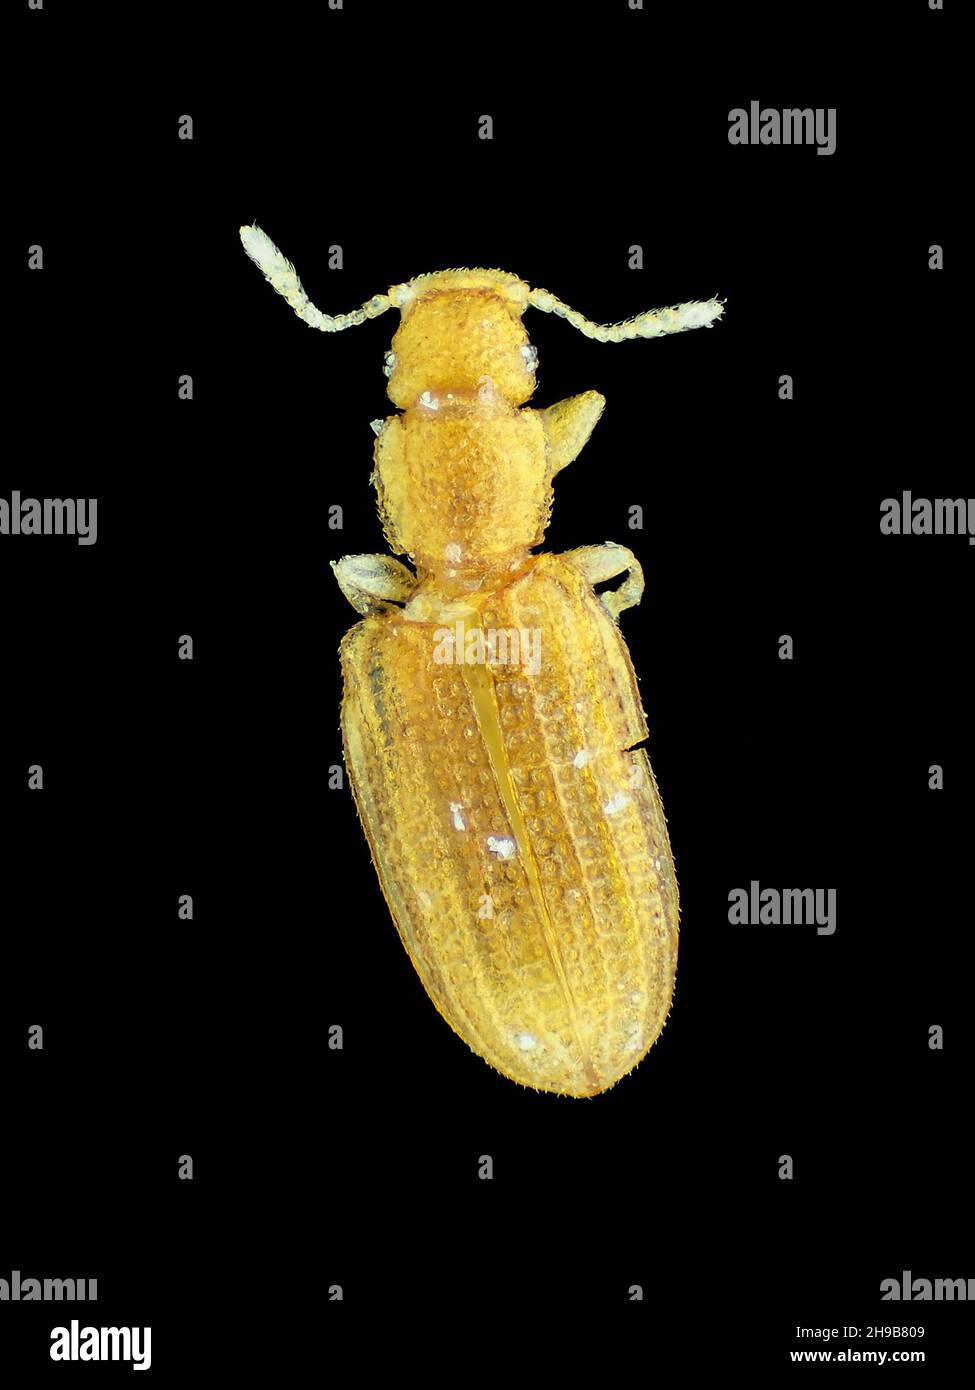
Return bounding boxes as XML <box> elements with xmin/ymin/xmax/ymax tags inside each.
<box><xmin>562</xmin><ymin>542</ymin><xmax>645</xmax><ymax>620</ymax></box>
<box><xmin>331</xmin><ymin>553</ymin><xmax>417</xmax><ymax>616</ymax></box>
<box><xmin>537</xmin><ymin>391</ymin><xmax>606</xmax><ymax>475</ymax></box>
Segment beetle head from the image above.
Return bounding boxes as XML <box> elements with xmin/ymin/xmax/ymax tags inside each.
<box><xmin>385</xmin><ymin>270</ymin><xmax>536</xmax><ymax>409</ymax></box>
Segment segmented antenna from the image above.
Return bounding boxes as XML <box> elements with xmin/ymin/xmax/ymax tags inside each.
<box><xmin>528</xmin><ymin>285</ymin><xmax>725</xmax><ymax>341</ymax></box>
<box><xmin>240</xmin><ymin>223</ymin><xmax>725</xmax><ymax>343</ymax></box>
<box><xmin>239</xmin><ymin>224</ymin><xmax>394</xmax><ymax>332</ymax></box>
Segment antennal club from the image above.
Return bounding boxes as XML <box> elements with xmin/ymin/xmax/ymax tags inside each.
<box><xmin>528</xmin><ymin>284</ymin><xmax>724</xmax><ymax>342</ymax></box>
<box><xmin>239</xmin><ymin>224</ymin><xmax>394</xmax><ymax>332</ymax></box>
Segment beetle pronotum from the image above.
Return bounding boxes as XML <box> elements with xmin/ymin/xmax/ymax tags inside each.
<box><xmin>240</xmin><ymin>224</ymin><xmax>724</xmax><ymax>1096</ymax></box>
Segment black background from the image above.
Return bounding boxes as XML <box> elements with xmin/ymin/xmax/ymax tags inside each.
<box><xmin>3</xmin><ymin>0</ymin><xmax>969</xmax><ymax>1376</ymax></box>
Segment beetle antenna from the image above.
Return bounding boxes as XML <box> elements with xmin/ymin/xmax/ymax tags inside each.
<box><xmin>239</xmin><ymin>224</ymin><xmax>394</xmax><ymax>332</ymax></box>
<box><xmin>528</xmin><ymin>285</ymin><xmax>724</xmax><ymax>342</ymax></box>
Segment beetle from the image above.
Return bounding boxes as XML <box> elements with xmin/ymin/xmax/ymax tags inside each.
<box><xmin>240</xmin><ymin>224</ymin><xmax>724</xmax><ymax>1096</ymax></box>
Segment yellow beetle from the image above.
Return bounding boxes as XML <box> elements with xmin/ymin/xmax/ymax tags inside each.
<box><xmin>240</xmin><ymin>225</ymin><xmax>724</xmax><ymax>1096</ymax></box>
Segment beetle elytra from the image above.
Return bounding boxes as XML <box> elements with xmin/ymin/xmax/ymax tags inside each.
<box><xmin>240</xmin><ymin>224</ymin><xmax>724</xmax><ymax>1096</ymax></box>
